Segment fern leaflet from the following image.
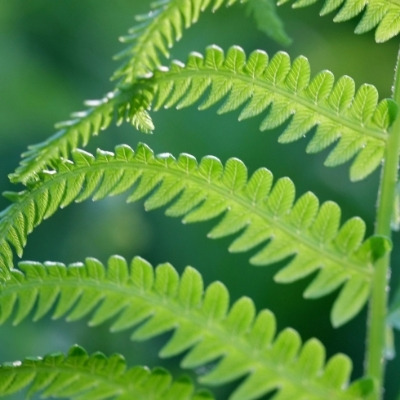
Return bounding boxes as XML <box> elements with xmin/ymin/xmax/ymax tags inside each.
<box><xmin>12</xmin><ymin>46</ymin><xmax>395</xmax><ymax>185</ymax></box>
<box><xmin>113</xmin><ymin>0</ymin><xmax>249</xmax><ymax>83</ymax></box>
<box><xmin>146</xmin><ymin>45</ymin><xmax>395</xmax><ymax>181</ymax></box>
<box><xmin>277</xmin><ymin>0</ymin><xmax>400</xmax><ymax>42</ymax></box>
<box><xmin>0</xmin><ymin>344</ymin><xmax>210</xmax><ymax>400</ymax></box>
<box><xmin>0</xmin><ymin>143</ymin><xmax>388</xmax><ymax>325</ymax></box>
<box><xmin>0</xmin><ymin>256</ymin><xmax>374</xmax><ymax>400</ymax></box>
<box><xmin>246</xmin><ymin>0</ymin><xmax>291</xmax><ymax>45</ymax></box>
<box><xmin>9</xmin><ymin>84</ymin><xmax>154</xmax><ymax>185</ymax></box>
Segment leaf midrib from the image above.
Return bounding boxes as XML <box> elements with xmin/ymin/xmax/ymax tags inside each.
<box><xmin>0</xmin><ymin>362</ymin><xmax>131</xmax><ymax>395</ymax></box>
<box><xmin>0</xmin><ymin>158</ymin><xmax>373</xmax><ymax>279</ymax></box>
<box><xmin>152</xmin><ymin>67</ymin><xmax>388</xmax><ymax>141</ymax></box>
<box><xmin>1</xmin><ymin>276</ymin><xmax>359</xmax><ymax>400</ymax></box>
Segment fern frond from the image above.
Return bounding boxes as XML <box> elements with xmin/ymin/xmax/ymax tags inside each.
<box><xmin>246</xmin><ymin>0</ymin><xmax>291</xmax><ymax>45</ymax></box>
<box><xmin>277</xmin><ymin>0</ymin><xmax>400</xmax><ymax>42</ymax></box>
<box><xmin>9</xmin><ymin>84</ymin><xmax>154</xmax><ymax>185</ymax></box>
<box><xmin>0</xmin><ymin>344</ymin><xmax>210</xmax><ymax>400</ymax></box>
<box><xmin>0</xmin><ymin>143</ymin><xmax>386</xmax><ymax>325</ymax></box>
<box><xmin>13</xmin><ymin>46</ymin><xmax>395</xmax><ymax>185</ymax></box>
<box><xmin>113</xmin><ymin>0</ymin><xmax>248</xmax><ymax>83</ymax></box>
<box><xmin>0</xmin><ymin>256</ymin><xmax>374</xmax><ymax>400</ymax></box>
<box><xmin>146</xmin><ymin>46</ymin><xmax>395</xmax><ymax>181</ymax></box>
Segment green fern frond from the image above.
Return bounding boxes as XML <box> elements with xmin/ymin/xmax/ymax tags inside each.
<box><xmin>9</xmin><ymin>84</ymin><xmax>154</xmax><ymax>185</ymax></box>
<box><xmin>113</xmin><ymin>0</ymin><xmax>248</xmax><ymax>83</ymax></box>
<box><xmin>0</xmin><ymin>344</ymin><xmax>210</xmax><ymax>400</ymax></box>
<box><xmin>0</xmin><ymin>143</ymin><xmax>385</xmax><ymax>325</ymax></box>
<box><xmin>146</xmin><ymin>46</ymin><xmax>395</xmax><ymax>181</ymax></box>
<box><xmin>246</xmin><ymin>0</ymin><xmax>291</xmax><ymax>45</ymax></box>
<box><xmin>0</xmin><ymin>256</ymin><xmax>374</xmax><ymax>400</ymax></box>
<box><xmin>12</xmin><ymin>46</ymin><xmax>395</xmax><ymax>185</ymax></box>
<box><xmin>277</xmin><ymin>0</ymin><xmax>400</xmax><ymax>42</ymax></box>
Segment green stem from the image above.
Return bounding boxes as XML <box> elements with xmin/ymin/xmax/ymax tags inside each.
<box><xmin>366</xmin><ymin>46</ymin><xmax>400</xmax><ymax>399</ymax></box>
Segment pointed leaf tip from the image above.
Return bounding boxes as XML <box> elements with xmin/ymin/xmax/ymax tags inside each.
<box><xmin>359</xmin><ymin>235</ymin><xmax>392</xmax><ymax>262</ymax></box>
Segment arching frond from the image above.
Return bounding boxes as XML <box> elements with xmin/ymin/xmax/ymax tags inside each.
<box><xmin>13</xmin><ymin>46</ymin><xmax>394</xmax><ymax>185</ymax></box>
<box><xmin>0</xmin><ymin>256</ymin><xmax>374</xmax><ymax>400</ymax></box>
<box><xmin>113</xmin><ymin>0</ymin><xmax>248</xmax><ymax>83</ymax></box>
<box><xmin>0</xmin><ymin>344</ymin><xmax>210</xmax><ymax>400</ymax></box>
<box><xmin>277</xmin><ymin>0</ymin><xmax>400</xmax><ymax>42</ymax></box>
<box><xmin>147</xmin><ymin>46</ymin><xmax>395</xmax><ymax>181</ymax></box>
<box><xmin>0</xmin><ymin>144</ymin><xmax>386</xmax><ymax>325</ymax></box>
<box><xmin>246</xmin><ymin>0</ymin><xmax>291</xmax><ymax>45</ymax></box>
<box><xmin>9</xmin><ymin>84</ymin><xmax>154</xmax><ymax>185</ymax></box>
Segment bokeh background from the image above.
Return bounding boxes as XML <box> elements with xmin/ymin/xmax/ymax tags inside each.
<box><xmin>1</xmin><ymin>0</ymin><xmax>400</xmax><ymax>398</ymax></box>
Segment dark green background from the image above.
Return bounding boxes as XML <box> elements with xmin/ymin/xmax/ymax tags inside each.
<box><xmin>1</xmin><ymin>0</ymin><xmax>399</xmax><ymax>398</ymax></box>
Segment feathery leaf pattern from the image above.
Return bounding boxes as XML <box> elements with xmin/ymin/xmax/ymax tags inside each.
<box><xmin>0</xmin><ymin>345</ymin><xmax>211</xmax><ymax>400</ymax></box>
<box><xmin>113</xmin><ymin>0</ymin><xmax>249</xmax><ymax>83</ymax></box>
<box><xmin>277</xmin><ymin>0</ymin><xmax>400</xmax><ymax>42</ymax></box>
<box><xmin>147</xmin><ymin>45</ymin><xmax>395</xmax><ymax>181</ymax></box>
<box><xmin>12</xmin><ymin>46</ymin><xmax>394</xmax><ymax>185</ymax></box>
<box><xmin>0</xmin><ymin>256</ymin><xmax>374</xmax><ymax>400</ymax></box>
<box><xmin>0</xmin><ymin>144</ymin><xmax>385</xmax><ymax>325</ymax></box>
<box><xmin>9</xmin><ymin>84</ymin><xmax>154</xmax><ymax>185</ymax></box>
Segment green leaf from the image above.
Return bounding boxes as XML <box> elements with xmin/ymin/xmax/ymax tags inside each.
<box><xmin>245</xmin><ymin>0</ymin><xmax>291</xmax><ymax>45</ymax></box>
<box><xmin>0</xmin><ymin>345</ymin><xmax>209</xmax><ymax>400</ymax></box>
<box><xmin>278</xmin><ymin>0</ymin><xmax>400</xmax><ymax>42</ymax></box>
<box><xmin>147</xmin><ymin>46</ymin><xmax>390</xmax><ymax>180</ymax></box>
<box><xmin>331</xmin><ymin>276</ymin><xmax>371</xmax><ymax>327</ymax></box>
<box><xmin>113</xmin><ymin>0</ymin><xmax>249</xmax><ymax>83</ymax></box>
<box><xmin>0</xmin><ymin>257</ymin><xmax>364</xmax><ymax>400</ymax></box>
<box><xmin>10</xmin><ymin>83</ymin><xmax>154</xmax><ymax>184</ymax></box>
<box><xmin>0</xmin><ymin>144</ymin><xmax>375</xmax><ymax>324</ymax></box>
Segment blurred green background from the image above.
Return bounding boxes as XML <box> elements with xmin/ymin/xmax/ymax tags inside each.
<box><xmin>1</xmin><ymin>0</ymin><xmax>400</xmax><ymax>398</ymax></box>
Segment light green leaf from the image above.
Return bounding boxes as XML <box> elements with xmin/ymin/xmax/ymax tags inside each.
<box><xmin>113</xmin><ymin>0</ymin><xmax>249</xmax><ymax>82</ymax></box>
<box><xmin>0</xmin><ymin>345</ymin><xmax>209</xmax><ymax>400</ymax></box>
<box><xmin>280</xmin><ymin>0</ymin><xmax>400</xmax><ymax>42</ymax></box>
<box><xmin>148</xmin><ymin>46</ymin><xmax>390</xmax><ymax>180</ymax></box>
<box><xmin>0</xmin><ymin>144</ymin><xmax>376</xmax><ymax>325</ymax></box>
<box><xmin>0</xmin><ymin>257</ymin><xmax>364</xmax><ymax>400</ymax></box>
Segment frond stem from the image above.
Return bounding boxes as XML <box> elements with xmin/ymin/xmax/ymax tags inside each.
<box><xmin>366</xmin><ymin>45</ymin><xmax>400</xmax><ymax>399</ymax></box>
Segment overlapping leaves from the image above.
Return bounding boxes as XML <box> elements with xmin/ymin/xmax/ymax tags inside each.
<box><xmin>10</xmin><ymin>0</ymin><xmax>290</xmax><ymax>185</ymax></box>
<box><xmin>0</xmin><ymin>144</ymin><xmax>381</xmax><ymax>325</ymax></box>
<box><xmin>9</xmin><ymin>84</ymin><xmax>154</xmax><ymax>185</ymax></box>
<box><xmin>278</xmin><ymin>0</ymin><xmax>400</xmax><ymax>42</ymax></box>
<box><xmin>12</xmin><ymin>45</ymin><xmax>394</xmax><ymax>185</ymax></box>
<box><xmin>0</xmin><ymin>256</ymin><xmax>373</xmax><ymax>400</ymax></box>
<box><xmin>147</xmin><ymin>45</ymin><xmax>394</xmax><ymax>181</ymax></box>
<box><xmin>0</xmin><ymin>344</ymin><xmax>210</xmax><ymax>400</ymax></box>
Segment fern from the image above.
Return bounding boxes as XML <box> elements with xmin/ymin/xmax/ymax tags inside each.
<box><xmin>0</xmin><ymin>344</ymin><xmax>210</xmax><ymax>400</ymax></box>
<box><xmin>0</xmin><ymin>143</ymin><xmax>389</xmax><ymax>325</ymax></box>
<box><xmin>0</xmin><ymin>256</ymin><xmax>374</xmax><ymax>400</ymax></box>
<box><xmin>10</xmin><ymin>0</ymin><xmax>290</xmax><ymax>186</ymax></box>
<box><xmin>245</xmin><ymin>0</ymin><xmax>291</xmax><ymax>45</ymax></box>
<box><xmin>145</xmin><ymin>45</ymin><xmax>395</xmax><ymax>181</ymax></box>
<box><xmin>11</xmin><ymin>46</ymin><xmax>396</xmax><ymax>185</ymax></box>
<box><xmin>277</xmin><ymin>0</ymin><xmax>400</xmax><ymax>42</ymax></box>
<box><xmin>113</xmin><ymin>0</ymin><xmax>249</xmax><ymax>83</ymax></box>
<box><xmin>3</xmin><ymin>0</ymin><xmax>400</xmax><ymax>399</ymax></box>
<box><xmin>9</xmin><ymin>84</ymin><xmax>154</xmax><ymax>185</ymax></box>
